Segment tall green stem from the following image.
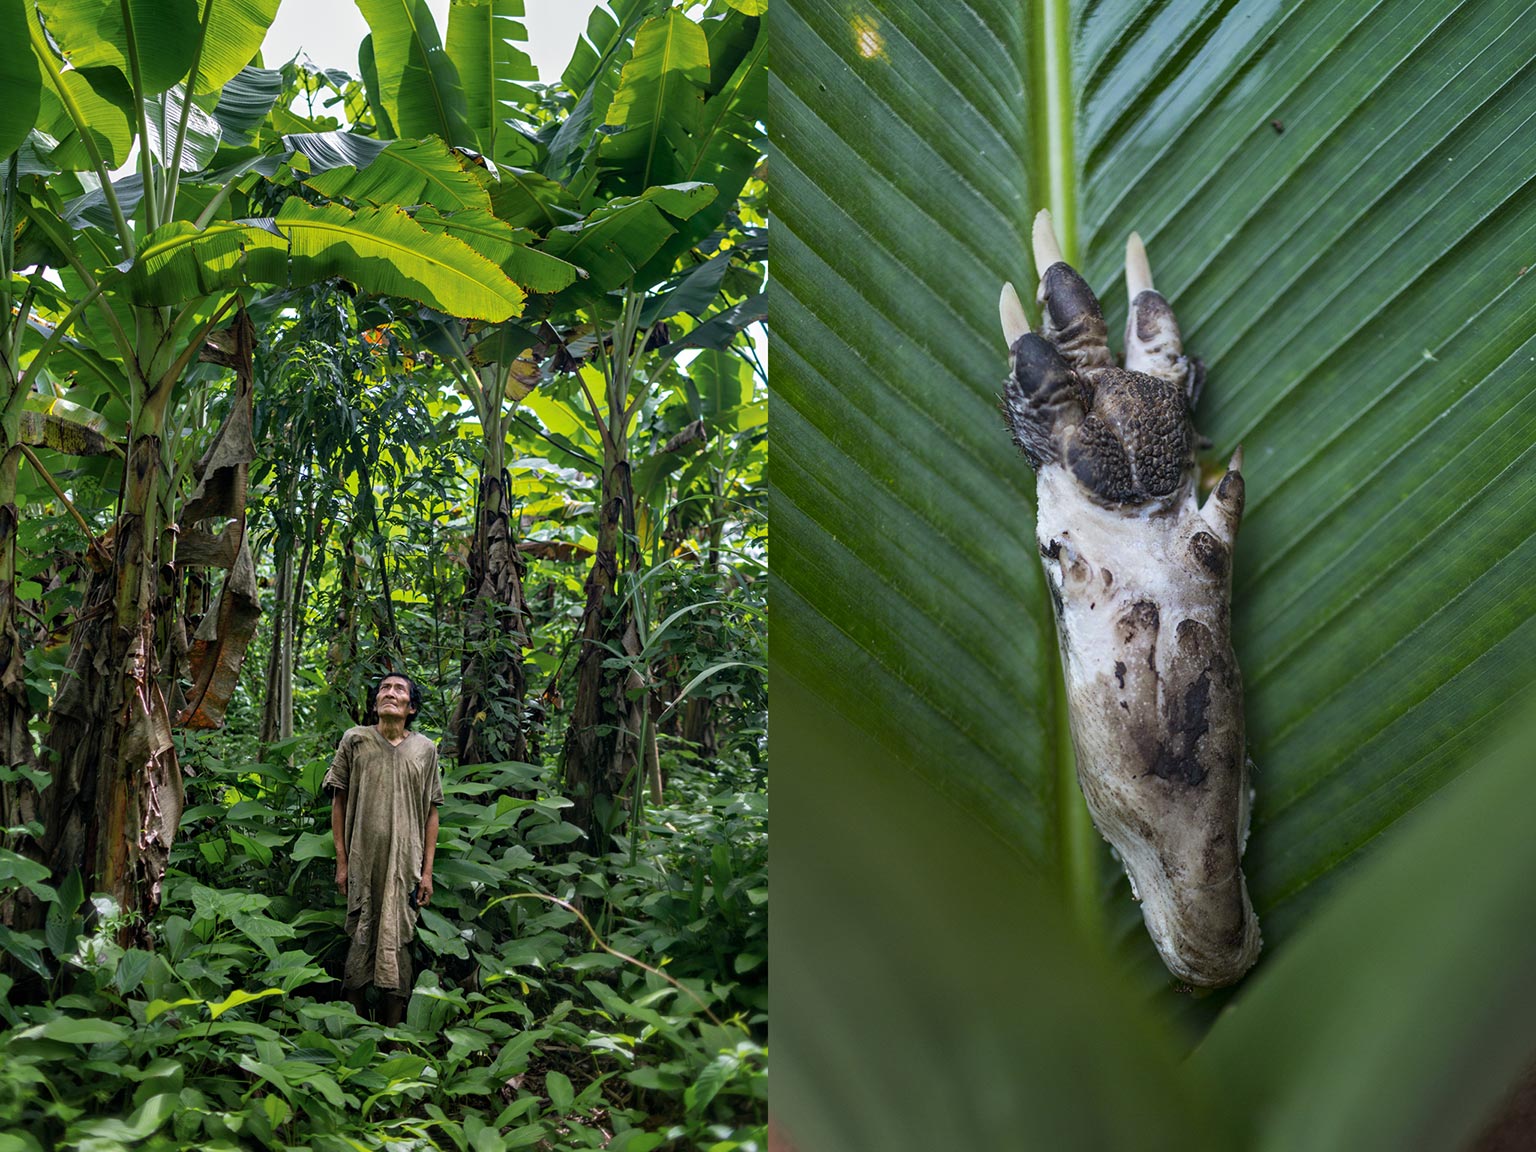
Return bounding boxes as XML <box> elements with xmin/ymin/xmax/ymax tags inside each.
<box><xmin>1032</xmin><ymin>0</ymin><xmax>1077</xmax><ymax>263</ymax></box>
<box><xmin>1030</xmin><ymin>0</ymin><xmax>1098</xmax><ymax>936</ymax></box>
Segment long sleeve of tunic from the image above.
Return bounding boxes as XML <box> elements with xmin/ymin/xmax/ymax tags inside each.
<box><xmin>323</xmin><ymin>727</ymin><xmax>444</xmax><ymax>992</ymax></box>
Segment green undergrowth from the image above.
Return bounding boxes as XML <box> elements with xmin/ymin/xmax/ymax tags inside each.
<box><xmin>0</xmin><ymin>743</ymin><xmax>767</xmax><ymax>1151</ymax></box>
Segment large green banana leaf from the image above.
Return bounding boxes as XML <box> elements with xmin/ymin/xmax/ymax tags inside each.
<box><xmin>599</xmin><ymin>10</ymin><xmax>711</xmax><ymax>192</ymax></box>
<box><xmin>356</xmin><ymin>0</ymin><xmax>471</xmax><ymax>144</ymax></box>
<box><xmin>775</xmin><ymin>0</ymin><xmax>1536</xmax><ymax>1144</ymax></box>
<box><xmin>36</xmin><ymin>0</ymin><xmax>200</xmax><ymax>96</ymax></box>
<box><xmin>445</xmin><ymin>0</ymin><xmax>536</xmax><ymax>164</ymax></box>
<box><xmin>120</xmin><ymin>200</ymin><xmax>526</xmax><ymax>321</ymax></box>
<box><xmin>0</xmin><ymin>0</ymin><xmax>41</xmax><ymax>156</ymax></box>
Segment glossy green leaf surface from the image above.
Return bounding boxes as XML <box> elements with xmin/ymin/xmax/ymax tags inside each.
<box><xmin>487</xmin><ymin>166</ymin><xmax>579</xmax><ymax>230</ymax></box>
<box><xmin>32</xmin><ymin>59</ymin><xmax>133</xmax><ymax>170</ymax></box>
<box><xmin>775</xmin><ymin>0</ymin><xmax>1536</xmax><ymax>962</ymax></box>
<box><xmin>412</xmin><ymin>206</ymin><xmax>580</xmax><ymax>292</ymax></box>
<box><xmin>275</xmin><ymin>200</ymin><xmax>525</xmax><ymax>321</ymax></box>
<box><xmin>210</xmin><ymin>65</ymin><xmax>283</xmax><ymax>144</ymax></box>
<box><xmin>546</xmin><ymin>0</ymin><xmax>659</xmax><ymax>183</ymax></box>
<box><xmin>1077</xmin><ymin>0</ymin><xmax>1536</xmax><ymax>955</ymax></box>
<box><xmin>538</xmin><ymin>182</ymin><xmax>715</xmax><ymax>298</ymax></box>
<box><xmin>142</xmin><ymin>85</ymin><xmax>223</xmax><ymax>172</ymax></box>
<box><xmin>773</xmin><ymin>0</ymin><xmax>1054</xmax><ymax>869</ymax></box>
<box><xmin>631</xmin><ymin>11</ymin><xmax>765</xmax><ymax>285</ymax></box>
<box><xmin>1193</xmin><ymin>705</ymin><xmax>1536</xmax><ymax>1152</ymax></box>
<box><xmin>775</xmin><ymin>675</ymin><xmax>1227</xmax><ymax>1152</ymax></box>
<box><xmin>599</xmin><ymin>10</ymin><xmax>710</xmax><ymax>192</ymax></box>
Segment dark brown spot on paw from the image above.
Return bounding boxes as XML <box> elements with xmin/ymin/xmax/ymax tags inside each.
<box><xmin>1189</xmin><ymin>531</ymin><xmax>1228</xmax><ymax>578</ymax></box>
<box><xmin>1118</xmin><ymin>600</ymin><xmax>1160</xmax><ymax>642</ymax></box>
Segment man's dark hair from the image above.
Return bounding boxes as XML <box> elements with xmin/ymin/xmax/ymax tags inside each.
<box><xmin>368</xmin><ymin>671</ymin><xmax>424</xmax><ymax>729</ymax></box>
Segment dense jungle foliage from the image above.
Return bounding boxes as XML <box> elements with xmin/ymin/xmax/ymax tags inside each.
<box><xmin>0</xmin><ymin>1</ymin><xmax>767</xmax><ymax>1149</ymax></box>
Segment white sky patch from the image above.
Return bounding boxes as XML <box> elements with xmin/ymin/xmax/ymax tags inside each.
<box><xmin>261</xmin><ymin>0</ymin><xmax>600</xmax><ymax>84</ymax></box>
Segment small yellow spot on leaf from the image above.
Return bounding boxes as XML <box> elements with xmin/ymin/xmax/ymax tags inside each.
<box><xmin>851</xmin><ymin>14</ymin><xmax>885</xmax><ymax>60</ymax></box>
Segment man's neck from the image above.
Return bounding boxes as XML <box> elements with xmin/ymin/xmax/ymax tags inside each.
<box><xmin>376</xmin><ymin>719</ymin><xmax>408</xmax><ymax>743</ymax></box>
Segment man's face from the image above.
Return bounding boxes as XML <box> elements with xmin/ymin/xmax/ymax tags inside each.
<box><xmin>376</xmin><ymin>676</ymin><xmax>415</xmax><ymax>721</ymax></box>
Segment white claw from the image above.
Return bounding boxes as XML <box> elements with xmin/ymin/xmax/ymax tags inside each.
<box><xmin>1032</xmin><ymin>209</ymin><xmax>1065</xmax><ymax>275</ymax></box>
<box><xmin>999</xmin><ymin>281</ymin><xmax>1030</xmax><ymax>348</ymax></box>
<box><xmin>1229</xmin><ymin>444</ymin><xmax>1244</xmax><ymax>474</ymax></box>
<box><xmin>1126</xmin><ymin>232</ymin><xmax>1154</xmax><ymax>300</ymax></box>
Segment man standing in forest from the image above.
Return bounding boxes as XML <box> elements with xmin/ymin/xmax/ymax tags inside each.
<box><xmin>325</xmin><ymin>672</ymin><xmax>443</xmax><ymax>1026</ymax></box>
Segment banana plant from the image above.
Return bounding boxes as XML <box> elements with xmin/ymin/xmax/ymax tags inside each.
<box><xmin>354</xmin><ymin>0</ymin><xmax>766</xmax><ymax>837</ymax></box>
<box><xmin>4</xmin><ymin>0</ymin><xmax>537</xmax><ymax>934</ymax></box>
<box><xmin>546</xmin><ymin>3</ymin><xmax>765</xmax><ymax>843</ymax></box>
<box><xmin>775</xmin><ymin>0</ymin><xmax>1536</xmax><ymax>1146</ymax></box>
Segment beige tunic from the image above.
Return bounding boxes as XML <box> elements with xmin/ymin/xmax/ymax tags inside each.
<box><xmin>323</xmin><ymin>726</ymin><xmax>443</xmax><ymax>992</ymax></box>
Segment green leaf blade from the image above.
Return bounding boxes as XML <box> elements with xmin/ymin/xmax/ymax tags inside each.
<box><xmin>446</xmin><ymin>0</ymin><xmax>536</xmax><ymax>163</ymax></box>
<box><xmin>193</xmin><ymin>0</ymin><xmax>282</xmax><ymax>94</ymax></box>
<box><xmin>1070</xmin><ymin>0</ymin><xmax>1536</xmax><ymax>947</ymax></box>
<box><xmin>36</xmin><ymin>0</ymin><xmax>200</xmax><ymax>95</ymax></box>
<box><xmin>356</xmin><ymin>0</ymin><xmax>471</xmax><ymax>145</ymax></box>
<box><xmin>772</xmin><ymin>0</ymin><xmax>1056</xmax><ymax>869</ymax></box>
<box><xmin>599</xmin><ymin>10</ymin><xmax>710</xmax><ymax>193</ymax></box>
<box><xmin>1194</xmin><ymin>705</ymin><xmax>1536</xmax><ymax>1152</ymax></box>
<box><xmin>0</xmin><ymin>0</ymin><xmax>42</xmax><ymax>157</ymax></box>
<box><xmin>276</xmin><ymin>199</ymin><xmax>526</xmax><ymax>321</ymax></box>
<box><xmin>777</xmin><ymin>0</ymin><xmax>1536</xmax><ymax>988</ymax></box>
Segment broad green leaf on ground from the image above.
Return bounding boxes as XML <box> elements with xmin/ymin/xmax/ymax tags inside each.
<box><xmin>356</xmin><ymin>0</ymin><xmax>471</xmax><ymax>145</ymax></box>
<box><xmin>0</xmin><ymin>0</ymin><xmax>42</xmax><ymax>157</ymax></box>
<box><xmin>773</xmin><ymin>0</ymin><xmax>1536</xmax><ymax>990</ymax></box>
<box><xmin>36</xmin><ymin>0</ymin><xmax>199</xmax><ymax>96</ymax></box>
<box><xmin>445</xmin><ymin>0</ymin><xmax>536</xmax><ymax>164</ymax></box>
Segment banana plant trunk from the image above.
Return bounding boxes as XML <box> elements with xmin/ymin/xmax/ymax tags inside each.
<box><xmin>41</xmin><ymin>413</ymin><xmax>180</xmax><ymax>943</ymax></box>
<box><xmin>451</xmin><ymin>463</ymin><xmax>533</xmax><ymax>767</ymax></box>
<box><xmin>0</xmin><ymin>443</ymin><xmax>37</xmax><ymax>833</ymax></box>
<box><xmin>563</xmin><ymin>448</ymin><xmax>645</xmax><ymax>843</ymax></box>
<box><xmin>258</xmin><ymin>546</ymin><xmax>295</xmax><ymax>750</ymax></box>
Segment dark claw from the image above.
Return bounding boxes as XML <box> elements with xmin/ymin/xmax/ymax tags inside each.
<box><xmin>1002</xmin><ymin>333</ymin><xmax>1085</xmax><ymax>468</ymax></box>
